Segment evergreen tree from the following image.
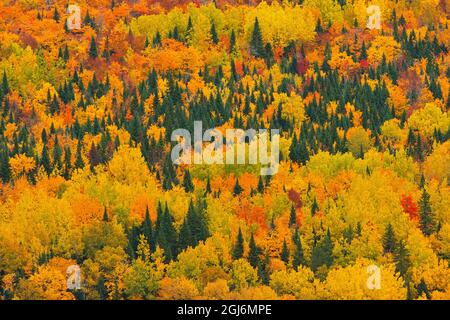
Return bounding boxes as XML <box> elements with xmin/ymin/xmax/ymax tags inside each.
<box><xmin>210</xmin><ymin>22</ymin><xmax>219</xmax><ymax>45</ymax></box>
<box><xmin>250</xmin><ymin>18</ymin><xmax>265</xmax><ymax>58</ymax></box>
<box><xmin>89</xmin><ymin>36</ymin><xmax>98</xmax><ymax>58</ymax></box>
<box><xmin>311</xmin><ymin>198</ymin><xmax>319</xmax><ymax>216</ymax></box>
<box><xmin>229</xmin><ymin>30</ymin><xmax>237</xmax><ymax>54</ymax></box>
<box><xmin>311</xmin><ymin>229</ymin><xmax>333</xmax><ymax>272</ymax></box>
<box><xmin>182</xmin><ymin>169</ymin><xmax>194</xmax><ymax>192</ymax></box>
<box><xmin>281</xmin><ymin>239</ymin><xmax>289</xmax><ymax>264</ymax></box>
<box><xmin>248</xmin><ymin>232</ymin><xmax>260</xmax><ymax>268</ymax></box>
<box><xmin>417</xmin><ymin>278</ymin><xmax>431</xmax><ymax>299</ymax></box>
<box><xmin>142</xmin><ymin>206</ymin><xmax>154</xmax><ymax>250</ymax></box>
<box><xmin>419</xmin><ymin>189</ymin><xmax>436</xmax><ymax>236</ymax></box>
<box><xmin>289</xmin><ymin>205</ymin><xmax>297</xmax><ymax>227</ymax></box>
<box><xmin>233</xmin><ymin>178</ymin><xmax>243</xmax><ymax>196</ymax></box>
<box><xmin>257</xmin><ymin>175</ymin><xmax>264</xmax><ymax>193</ymax></box>
<box><xmin>394</xmin><ymin>239</ymin><xmax>411</xmax><ymax>277</ymax></box>
<box><xmin>382</xmin><ymin>223</ymin><xmax>397</xmax><ymax>254</ymax></box>
<box><xmin>292</xmin><ymin>228</ymin><xmax>306</xmax><ymax>270</ymax></box>
<box><xmin>102</xmin><ymin>207</ymin><xmax>109</xmax><ymax>222</ymax></box>
<box><xmin>232</xmin><ymin>227</ymin><xmax>244</xmax><ymax>260</ymax></box>
<box><xmin>53</xmin><ymin>7</ymin><xmax>60</xmax><ymax>22</ymax></box>
<box><xmin>40</xmin><ymin>143</ymin><xmax>52</xmax><ymax>175</ymax></box>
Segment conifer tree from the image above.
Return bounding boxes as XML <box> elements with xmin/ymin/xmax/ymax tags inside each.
<box><xmin>183</xmin><ymin>169</ymin><xmax>194</xmax><ymax>192</ymax></box>
<box><xmin>281</xmin><ymin>239</ymin><xmax>289</xmax><ymax>264</ymax></box>
<box><xmin>419</xmin><ymin>189</ymin><xmax>436</xmax><ymax>236</ymax></box>
<box><xmin>289</xmin><ymin>205</ymin><xmax>297</xmax><ymax>227</ymax></box>
<box><xmin>232</xmin><ymin>227</ymin><xmax>244</xmax><ymax>260</ymax></box>
<box><xmin>210</xmin><ymin>22</ymin><xmax>219</xmax><ymax>44</ymax></box>
<box><xmin>248</xmin><ymin>232</ymin><xmax>260</xmax><ymax>268</ymax></box>
<box><xmin>382</xmin><ymin>223</ymin><xmax>397</xmax><ymax>254</ymax></box>
<box><xmin>89</xmin><ymin>36</ymin><xmax>98</xmax><ymax>58</ymax></box>
<box><xmin>394</xmin><ymin>239</ymin><xmax>411</xmax><ymax>277</ymax></box>
<box><xmin>250</xmin><ymin>18</ymin><xmax>265</xmax><ymax>58</ymax></box>
<box><xmin>233</xmin><ymin>178</ymin><xmax>243</xmax><ymax>196</ymax></box>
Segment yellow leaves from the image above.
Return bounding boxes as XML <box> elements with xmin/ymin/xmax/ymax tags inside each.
<box><xmin>367</xmin><ymin>36</ymin><xmax>401</xmax><ymax>66</ymax></box>
<box><xmin>108</xmin><ymin>145</ymin><xmax>150</xmax><ymax>186</ymax></box>
<box><xmin>329</xmin><ymin>46</ymin><xmax>359</xmax><ymax>75</ymax></box>
<box><xmin>321</xmin><ymin>259</ymin><xmax>406</xmax><ymax>300</ymax></box>
<box><xmin>158</xmin><ymin>277</ymin><xmax>199</xmax><ymax>300</ymax></box>
<box><xmin>408</xmin><ymin>102</ymin><xmax>450</xmax><ymax>137</ymax></box>
<box><xmin>346</xmin><ymin>126</ymin><xmax>372</xmax><ymax>156</ymax></box>
<box><xmin>245</xmin><ymin>2</ymin><xmax>316</xmax><ymax>48</ymax></box>
<box><xmin>9</xmin><ymin>154</ymin><xmax>35</xmax><ymax>178</ymax></box>
<box><xmin>274</xmin><ymin>92</ymin><xmax>305</xmax><ymax>127</ymax></box>
<box><xmin>270</xmin><ymin>267</ymin><xmax>317</xmax><ymax>299</ymax></box>
<box><xmin>423</xmin><ymin>141</ymin><xmax>450</xmax><ymax>183</ymax></box>
<box><xmin>3</xmin><ymin>122</ymin><xmax>16</xmax><ymax>140</ymax></box>
<box><xmin>15</xmin><ymin>264</ymin><xmax>75</xmax><ymax>300</ymax></box>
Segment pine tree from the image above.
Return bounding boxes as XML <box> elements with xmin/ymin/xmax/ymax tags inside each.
<box><xmin>229</xmin><ymin>30</ymin><xmax>237</xmax><ymax>54</ymax></box>
<box><xmin>311</xmin><ymin>229</ymin><xmax>333</xmax><ymax>272</ymax></box>
<box><xmin>257</xmin><ymin>176</ymin><xmax>264</xmax><ymax>193</ymax></box>
<box><xmin>311</xmin><ymin>198</ymin><xmax>319</xmax><ymax>216</ymax></box>
<box><xmin>74</xmin><ymin>139</ymin><xmax>84</xmax><ymax>169</ymax></box>
<box><xmin>281</xmin><ymin>239</ymin><xmax>289</xmax><ymax>264</ymax></box>
<box><xmin>102</xmin><ymin>207</ymin><xmax>109</xmax><ymax>222</ymax></box>
<box><xmin>233</xmin><ymin>178</ymin><xmax>243</xmax><ymax>196</ymax></box>
<box><xmin>53</xmin><ymin>7</ymin><xmax>60</xmax><ymax>22</ymax></box>
<box><xmin>40</xmin><ymin>143</ymin><xmax>51</xmax><ymax>175</ymax></box>
<box><xmin>250</xmin><ymin>18</ymin><xmax>265</xmax><ymax>58</ymax></box>
<box><xmin>417</xmin><ymin>278</ymin><xmax>431</xmax><ymax>299</ymax></box>
<box><xmin>248</xmin><ymin>233</ymin><xmax>260</xmax><ymax>268</ymax></box>
<box><xmin>289</xmin><ymin>205</ymin><xmax>297</xmax><ymax>227</ymax></box>
<box><xmin>182</xmin><ymin>169</ymin><xmax>194</xmax><ymax>192</ymax></box>
<box><xmin>142</xmin><ymin>206</ymin><xmax>154</xmax><ymax>250</ymax></box>
<box><xmin>232</xmin><ymin>227</ymin><xmax>244</xmax><ymax>260</ymax></box>
<box><xmin>205</xmin><ymin>176</ymin><xmax>212</xmax><ymax>194</ymax></box>
<box><xmin>382</xmin><ymin>223</ymin><xmax>397</xmax><ymax>254</ymax></box>
<box><xmin>419</xmin><ymin>189</ymin><xmax>436</xmax><ymax>236</ymax></box>
<box><xmin>210</xmin><ymin>22</ymin><xmax>219</xmax><ymax>44</ymax></box>
<box><xmin>292</xmin><ymin>228</ymin><xmax>306</xmax><ymax>270</ymax></box>
<box><xmin>257</xmin><ymin>254</ymin><xmax>270</xmax><ymax>285</ymax></box>
<box><xmin>89</xmin><ymin>36</ymin><xmax>98</xmax><ymax>59</ymax></box>
<box><xmin>394</xmin><ymin>239</ymin><xmax>411</xmax><ymax>277</ymax></box>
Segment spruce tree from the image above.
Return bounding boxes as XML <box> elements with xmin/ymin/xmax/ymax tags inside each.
<box><xmin>182</xmin><ymin>169</ymin><xmax>194</xmax><ymax>192</ymax></box>
<box><xmin>382</xmin><ymin>223</ymin><xmax>397</xmax><ymax>254</ymax></box>
<box><xmin>210</xmin><ymin>22</ymin><xmax>219</xmax><ymax>45</ymax></box>
<box><xmin>289</xmin><ymin>205</ymin><xmax>297</xmax><ymax>227</ymax></box>
<box><xmin>142</xmin><ymin>206</ymin><xmax>154</xmax><ymax>250</ymax></box>
<box><xmin>89</xmin><ymin>36</ymin><xmax>98</xmax><ymax>59</ymax></box>
<box><xmin>248</xmin><ymin>233</ymin><xmax>260</xmax><ymax>268</ymax></box>
<box><xmin>232</xmin><ymin>227</ymin><xmax>244</xmax><ymax>260</ymax></box>
<box><xmin>394</xmin><ymin>239</ymin><xmax>411</xmax><ymax>277</ymax></box>
<box><xmin>250</xmin><ymin>18</ymin><xmax>265</xmax><ymax>58</ymax></box>
<box><xmin>233</xmin><ymin>178</ymin><xmax>243</xmax><ymax>196</ymax></box>
<box><xmin>292</xmin><ymin>228</ymin><xmax>306</xmax><ymax>270</ymax></box>
<box><xmin>419</xmin><ymin>189</ymin><xmax>436</xmax><ymax>236</ymax></box>
<box><xmin>281</xmin><ymin>239</ymin><xmax>289</xmax><ymax>264</ymax></box>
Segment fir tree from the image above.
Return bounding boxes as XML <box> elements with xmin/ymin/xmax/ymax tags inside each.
<box><xmin>250</xmin><ymin>18</ymin><xmax>265</xmax><ymax>58</ymax></box>
<box><xmin>210</xmin><ymin>22</ymin><xmax>219</xmax><ymax>45</ymax></box>
<box><xmin>394</xmin><ymin>239</ymin><xmax>411</xmax><ymax>277</ymax></box>
<box><xmin>418</xmin><ymin>189</ymin><xmax>436</xmax><ymax>236</ymax></box>
<box><xmin>281</xmin><ymin>239</ymin><xmax>289</xmax><ymax>264</ymax></box>
<box><xmin>89</xmin><ymin>36</ymin><xmax>98</xmax><ymax>59</ymax></box>
<box><xmin>233</xmin><ymin>178</ymin><xmax>243</xmax><ymax>196</ymax></box>
<box><xmin>382</xmin><ymin>223</ymin><xmax>397</xmax><ymax>254</ymax></box>
<box><xmin>232</xmin><ymin>227</ymin><xmax>244</xmax><ymax>260</ymax></box>
<box><xmin>182</xmin><ymin>169</ymin><xmax>194</xmax><ymax>192</ymax></box>
<box><xmin>248</xmin><ymin>232</ymin><xmax>260</xmax><ymax>268</ymax></box>
<box><xmin>289</xmin><ymin>205</ymin><xmax>297</xmax><ymax>227</ymax></box>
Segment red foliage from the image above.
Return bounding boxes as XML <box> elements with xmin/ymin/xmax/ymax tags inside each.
<box><xmin>287</xmin><ymin>189</ymin><xmax>302</xmax><ymax>208</ymax></box>
<box><xmin>401</xmin><ymin>195</ymin><xmax>419</xmax><ymax>222</ymax></box>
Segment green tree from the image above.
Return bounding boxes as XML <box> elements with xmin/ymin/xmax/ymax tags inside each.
<box><xmin>232</xmin><ymin>228</ymin><xmax>244</xmax><ymax>260</ymax></box>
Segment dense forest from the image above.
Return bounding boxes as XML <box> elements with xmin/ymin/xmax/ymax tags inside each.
<box><xmin>0</xmin><ymin>0</ymin><xmax>449</xmax><ymax>300</ymax></box>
